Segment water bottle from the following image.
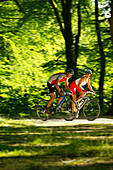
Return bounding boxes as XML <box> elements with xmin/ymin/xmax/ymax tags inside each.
<box><xmin>79</xmin><ymin>100</ymin><xmax>84</xmax><ymax>107</ymax></box>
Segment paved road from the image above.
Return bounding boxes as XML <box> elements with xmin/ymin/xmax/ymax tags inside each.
<box><xmin>34</xmin><ymin>116</ymin><xmax>113</xmax><ymax>126</ymax></box>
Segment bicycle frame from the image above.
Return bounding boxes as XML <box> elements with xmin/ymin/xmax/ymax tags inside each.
<box><xmin>77</xmin><ymin>92</ymin><xmax>93</xmax><ymax>111</ymax></box>
<box><xmin>37</xmin><ymin>90</ymin><xmax>100</xmax><ymax>121</ymax></box>
<box><xmin>53</xmin><ymin>94</ymin><xmax>68</xmax><ymax>110</ymax></box>
<box><xmin>78</xmin><ymin>97</ymin><xmax>88</xmax><ymax>111</ymax></box>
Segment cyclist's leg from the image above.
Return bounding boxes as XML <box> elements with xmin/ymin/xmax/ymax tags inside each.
<box><xmin>72</xmin><ymin>95</ymin><xmax>76</xmax><ymax>112</ymax></box>
<box><xmin>57</xmin><ymin>86</ymin><xmax>64</xmax><ymax>106</ymax></box>
<box><xmin>70</xmin><ymin>82</ymin><xmax>77</xmax><ymax>113</ymax></box>
<box><xmin>76</xmin><ymin>86</ymin><xmax>86</xmax><ymax>102</ymax></box>
<box><xmin>46</xmin><ymin>92</ymin><xmax>56</xmax><ymax>108</ymax></box>
<box><xmin>77</xmin><ymin>92</ymin><xmax>86</xmax><ymax>102</ymax></box>
<box><xmin>46</xmin><ymin>82</ymin><xmax>56</xmax><ymax>108</ymax></box>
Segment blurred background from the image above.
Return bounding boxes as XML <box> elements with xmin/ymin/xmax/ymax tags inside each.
<box><xmin>0</xmin><ymin>0</ymin><xmax>113</xmax><ymax>117</ymax></box>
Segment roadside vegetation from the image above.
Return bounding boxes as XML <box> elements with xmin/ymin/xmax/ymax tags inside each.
<box><xmin>0</xmin><ymin>117</ymin><xmax>113</xmax><ymax>170</ymax></box>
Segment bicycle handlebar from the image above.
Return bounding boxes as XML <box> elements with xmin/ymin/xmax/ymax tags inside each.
<box><xmin>64</xmin><ymin>91</ymin><xmax>96</xmax><ymax>96</ymax></box>
<box><xmin>64</xmin><ymin>92</ymin><xmax>73</xmax><ymax>96</ymax></box>
<box><xmin>86</xmin><ymin>91</ymin><xmax>96</xmax><ymax>95</ymax></box>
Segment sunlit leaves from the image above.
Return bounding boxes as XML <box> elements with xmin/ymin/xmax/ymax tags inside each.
<box><xmin>0</xmin><ymin>0</ymin><xmax>113</xmax><ymax>115</ymax></box>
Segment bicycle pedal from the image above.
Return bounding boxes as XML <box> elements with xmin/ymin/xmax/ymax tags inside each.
<box><xmin>51</xmin><ymin>109</ymin><xmax>56</xmax><ymax>115</ymax></box>
<box><xmin>45</xmin><ymin>109</ymin><xmax>51</xmax><ymax>115</ymax></box>
<box><xmin>51</xmin><ymin>112</ymin><xmax>55</xmax><ymax>115</ymax></box>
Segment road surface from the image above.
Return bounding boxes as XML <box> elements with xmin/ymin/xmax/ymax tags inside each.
<box><xmin>33</xmin><ymin>116</ymin><xmax>113</xmax><ymax>126</ymax></box>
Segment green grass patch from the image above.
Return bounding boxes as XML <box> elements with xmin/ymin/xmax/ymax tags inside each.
<box><xmin>0</xmin><ymin>117</ymin><xmax>113</xmax><ymax>169</ymax></box>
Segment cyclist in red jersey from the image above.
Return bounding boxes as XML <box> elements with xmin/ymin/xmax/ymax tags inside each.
<box><xmin>46</xmin><ymin>68</ymin><xmax>74</xmax><ymax>114</ymax></box>
<box><xmin>70</xmin><ymin>69</ymin><xmax>95</xmax><ymax>117</ymax></box>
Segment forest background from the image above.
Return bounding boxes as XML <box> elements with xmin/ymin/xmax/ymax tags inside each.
<box><xmin>0</xmin><ymin>0</ymin><xmax>113</xmax><ymax>117</ymax></box>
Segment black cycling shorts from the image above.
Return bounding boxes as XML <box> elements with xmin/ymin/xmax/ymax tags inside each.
<box><xmin>47</xmin><ymin>82</ymin><xmax>62</xmax><ymax>93</ymax></box>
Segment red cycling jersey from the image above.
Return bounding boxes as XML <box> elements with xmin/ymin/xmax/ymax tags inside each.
<box><xmin>47</xmin><ymin>73</ymin><xmax>68</xmax><ymax>84</ymax></box>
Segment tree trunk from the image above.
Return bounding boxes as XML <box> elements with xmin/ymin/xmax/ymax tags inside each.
<box><xmin>108</xmin><ymin>91</ymin><xmax>113</xmax><ymax>115</ymax></box>
<box><xmin>49</xmin><ymin>0</ymin><xmax>80</xmax><ymax>76</ymax></box>
<box><xmin>110</xmin><ymin>0</ymin><xmax>113</xmax><ymax>46</ymax></box>
<box><xmin>74</xmin><ymin>0</ymin><xmax>81</xmax><ymax>79</ymax></box>
<box><xmin>63</xmin><ymin>0</ymin><xmax>75</xmax><ymax>69</ymax></box>
<box><xmin>95</xmin><ymin>0</ymin><xmax>105</xmax><ymax>109</ymax></box>
<box><xmin>108</xmin><ymin>0</ymin><xmax>113</xmax><ymax>115</ymax></box>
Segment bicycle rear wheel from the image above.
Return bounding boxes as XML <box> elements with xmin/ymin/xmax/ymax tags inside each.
<box><xmin>83</xmin><ymin>99</ymin><xmax>100</xmax><ymax>121</ymax></box>
<box><xmin>61</xmin><ymin>99</ymin><xmax>77</xmax><ymax>121</ymax></box>
<box><xmin>36</xmin><ymin>99</ymin><xmax>52</xmax><ymax>121</ymax></box>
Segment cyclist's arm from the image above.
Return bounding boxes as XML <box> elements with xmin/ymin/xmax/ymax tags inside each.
<box><xmin>88</xmin><ymin>78</ymin><xmax>93</xmax><ymax>92</ymax></box>
<box><xmin>55</xmin><ymin>78</ymin><xmax>61</xmax><ymax>93</ymax></box>
<box><xmin>64</xmin><ymin>81</ymin><xmax>70</xmax><ymax>91</ymax></box>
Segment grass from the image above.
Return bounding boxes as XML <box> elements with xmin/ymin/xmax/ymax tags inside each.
<box><xmin>0</xmin><ymin>117</ymin><xmax>113</xmax><ymax>169</ymax></box>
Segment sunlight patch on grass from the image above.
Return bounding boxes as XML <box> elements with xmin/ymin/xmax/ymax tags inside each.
<box><xmin>10</xmin><ymin>142</ymin><xmax>70</xmax><ymax>147</ymax></box>
<box><xmin>64</xmin><ymin>136</ymin><xmax>113</xmax><ymax>140</ymax></box>
<box><xmin>0</xmin><ymin>149</ymin><xmax>42</xmax><ymax>157</ymax></box>
<box><xmin>1</xmin><ymin>117</ymin><xmax>113</xmax><ymax>169</ymax></box>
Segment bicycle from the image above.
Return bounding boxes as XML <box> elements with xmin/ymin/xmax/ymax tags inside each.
<box><xmin>36</xmin><ymin>91</ymin><xmax>77</xmax><ymax>121</ymax></box>
<box><xmin>74</xmin><ymin>91</ymin><xmax>100</xmax><ymax>121</ymax></box>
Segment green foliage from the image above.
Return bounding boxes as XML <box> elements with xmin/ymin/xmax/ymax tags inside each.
<box><xmin>0</xmin><ymin>1</ymin><xmax>65</xmax><ymax>115</ymax></box>
<box><xmin>0</xmin><ymin>0</ymin><xmax>113</xmax><ymax>116</ymax></box>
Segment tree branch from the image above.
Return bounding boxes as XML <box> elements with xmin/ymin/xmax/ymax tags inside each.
<box><xmin>74</xmin><ymin>0</ymin><xmax>81</xmax><ymax>78</ymax></box>
<box><xmin>48</xmin><ymin>0</ymin><xmax>65</xmax><ymax>38</ymax></box>
<box><xmin>0</xmin><ymin>30</ymin><xmax>15</xmax><ymax>34</ymax></box>
<box><xmin>61</xmin><ymin>0</ymin><xmax>65</xmax><ymax>21</ymax></box>
<box><xmin>13</xmin><ymin>0</ymin><xmax>26</xmax><ymax>14</ymax></box>
<box><xmin>0</xmin><ymin>0</ymin><xmax>8</xmax><ymax>2</ymax></box>
<box><xmin>95</xmin><ymin>0</ymin><xmax>106</xmax><ymax>107</ymax></box>
<box><xmin>0</xmin><ymin>17</ymin><xmax>22</xmax><ymax>19</ymax></box>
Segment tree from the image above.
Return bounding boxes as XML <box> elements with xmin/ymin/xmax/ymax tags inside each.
<box><xmin>108</xmin><ymin>0</ymin><xmax>113</xmax><ymax>114</ymax></box>
<box><xmin>110</xmin><ymin>0</ymin><xmax>113</xmax><ymax>46</ymax></box>
<box><xmin>95</xmin><ymin>0</ymin><xmax>106</xmax><ymax>108</ymax></box>
<box><xmin>48</xmin><ymin>0</ymin><xmax>81</xmax><ymax>78</ymax></box>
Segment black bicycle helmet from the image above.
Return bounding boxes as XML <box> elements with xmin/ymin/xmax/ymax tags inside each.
<box><xmin>85</xmin><ymin>69</ymin><xmax>92</xmax><ymax>74</ymax></box>
<box><xmin>65</xmin><ymin>68</ymin><xmax>74</xmax><ymax>75</ymax></box>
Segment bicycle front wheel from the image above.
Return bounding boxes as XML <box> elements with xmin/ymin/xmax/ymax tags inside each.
<box><xmin>36</xmin><ymin>99</ymin><xmax>52</xmax><ymax>121</ymax></box>
<box><xmin>83</xmin><ymin>99</ymin><xmax>100</xmax><ymax>121</ymax></box>
<box><xmin>61</xmin><ymin>99</ymin><xmax>76</xmax><ymax>121</ymax></box>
